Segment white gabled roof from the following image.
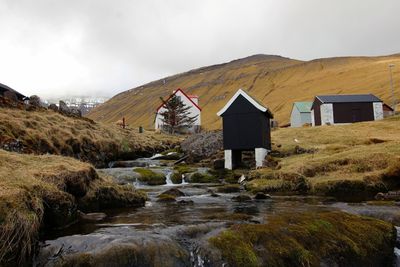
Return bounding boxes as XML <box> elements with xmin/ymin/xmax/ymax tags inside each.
<box><xmin>217</xmin><ymin>89</ymin><xmax>268</xmax><ymax>116</ymax></box>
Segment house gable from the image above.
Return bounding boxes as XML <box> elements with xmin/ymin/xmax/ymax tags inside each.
<box><xmin>156</xmin><ymin>88</ymin><xmax>201</xmax><ymax>112</ymax></box>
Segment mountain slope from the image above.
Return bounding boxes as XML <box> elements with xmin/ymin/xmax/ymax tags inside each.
<box><xmin>88</xmin><ymin>54</ymin><xmax>400</xmax><ymax>129</ymax></box>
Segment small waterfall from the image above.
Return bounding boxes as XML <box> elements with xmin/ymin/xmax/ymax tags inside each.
<box><xmin>181</xmin><ymin>174</ymin><xmax>188</xmax><ymax>185</ymax></box>
<box><xmin>165</xmin><ymin>171</ymin><xmax>173</xmax><ymax>185</ymax></box>
<box><xmin>133</xmin><ymin>177</ymin><xmax>141</xmax><ymax>188</ymax></box>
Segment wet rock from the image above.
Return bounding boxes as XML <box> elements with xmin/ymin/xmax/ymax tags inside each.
<box><xmin>217</xmin><ymin>184</ymin><xmax>240</xmax><ymax>193</ymax></box>
<box><xmin>232</xmin><ymin>194</ymin><xmax>252</xmax><ymax>202</ymax></box>
<box><xmin>78</xmin><ymin>211</ymin><xmax>107</xmax><ymax>222</ymax></box>
<box><xmin>177</xmin><ymin>199</ymin><xmax>194</xmax><ymax>205</ymax></box>
<box><xmin>35</xmin><ymin>227</ymin><xmax>190</xmax><ymax>267</ymax></box>
<box><xmin>375</xmin><ymin>191</ymin><xmax>400</xmax><ymax>201</ymax></box>
<box><xmin>157</xmin><ymin>194</ymin><xmax>176</xmax><ymax>202</ymax></box>
<box><xmin>207</xmin><ymin>189</ymin><xmax>220</xmax><ymax>197</ymax></box>
<box><xmin>97</xmin><ymin>168</ymin><xmax>140</xmax><ymax>185</ymax></box>
<box><xmin>254</xmin><ymin>192</ymin><xmax>271</xmax><ymax>200</ymax></box>
<box><xmin>160</xmin><ymin>188</ymin><xmax>186</xmax><ymax>197</ymax></box>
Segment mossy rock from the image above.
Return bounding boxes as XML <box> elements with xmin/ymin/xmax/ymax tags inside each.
<box><xmin>159</xmin><ymin>188</ymin><xmax>185</xmax><ymax>197</ymax></box>
<box><xmin>157</xmin><ymin>194</ymin><xmax>176</xmax><ymax>202</ymax></box>
<box><xmin>134</xmin><ymin>168</ymin><xmax>166</xmax><ymax>185</ymax></box>
<box><xmin>171</xmin><ymin>172</ymin><xmax>182</xmax><ymax>184</ymax></box>
<box><xmin>217</xmin><ymin>184</ymin><xmax>240</xmax><ymax>193</ymax></box>
<box><xmin>173</xmin><ymin>165</ymin><xmax>196</xmax><ymax>175</ymax></box>
<box><xmin>209</xmin><ymin>211</ymin><xmax>396</xmax><ymax>267</ymax></box>
<box><xmin>209</xmin><ymin>169</ymin><xmax>237</xmax><ymax>183</ymax></box>
<box><xmin>189</xmin><ymin>172</ymin><xmax>219</xmax><ymax>183</ymax></box>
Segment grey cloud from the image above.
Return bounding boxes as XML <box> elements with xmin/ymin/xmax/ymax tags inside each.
<box><xmin>0</xmin><ymin>0</ymin><xmax>399</xmax><ymax>98</ymax></box>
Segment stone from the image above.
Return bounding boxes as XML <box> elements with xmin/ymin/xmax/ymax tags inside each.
<box><xmin>29</xmin><ymin>95</ymin><xmax>41</xmax><ymax>107</ymax></box>
<box><xmin>213</xmin><ymin>159</ymin><xmax>224</xmax><ymax>170</ymax></box>
<box><xmin>78</xmin><ymin>211</ymin><xmax>107</xmax><ymax>222</ymax></box>
<box><xmin>48</xmin><ymin>103</ymin><xmax>59</xmax><ymax>112</ymax></box>
<box><xmin>59</xmin><ymin>100</ymin><xmax>70</xmax><ymax>114</ymax></box>
<box><xmin>231</xmin><ymin>194</ymin><xmax>252</xmax><ymax>202</ymax></box>
<box><xmin>254</xmin><ymin>192</ymin><xmax>271</xmax><ymax>200</ymax></box>
<box><xmin>160</xmin><ymin>188</ymin><xmax>186</xmax><ymax>197</ymax></box>
<box><xmin>177</xmin><ymin>200</ymin><xmax>194</xmax><ymax>205</ymax></box>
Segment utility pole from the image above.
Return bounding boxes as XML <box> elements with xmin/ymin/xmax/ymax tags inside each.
<box><xmin>389</xmin><ymin>64</ymin><xmax>396</xmax><ymax>109</ymax></box>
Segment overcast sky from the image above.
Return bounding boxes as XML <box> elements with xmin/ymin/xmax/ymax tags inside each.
<box><xmin>1</xmin><ymin>0</ymin><xmax>399</xmax><ymax>98</ymax></box>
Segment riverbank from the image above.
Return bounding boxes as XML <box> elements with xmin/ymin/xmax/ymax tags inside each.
<box><xmin>244</xmin><ymin>116</ymin><xmax>400</xmax><ymax>200</ymax></box>
<box><xmin>0</xmin><ymin>105</ymin><xmax>182</xmax><ymax>167</ymax></box>
<box><xmin>0</xmin><ymin>150</ymin><xmax>146</xmax><ymax>266</ymax></box>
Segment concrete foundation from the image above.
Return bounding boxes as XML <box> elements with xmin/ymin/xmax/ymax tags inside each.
<box><xmin>224</xmin><ymin>150</ymin><xmax>232</xmax><ymax>170</ymax></box>
<box><xmin>255</xmin><ymin>147</ymin><xmax>268</xmax><ymax>168</ymax></box>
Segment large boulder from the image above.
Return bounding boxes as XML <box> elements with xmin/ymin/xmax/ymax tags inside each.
<box><xmin>59</xmin><ymin>100</ymin><xmax>70</xmax><ymax>115</ymax></box>
<box><xmin>181</xmin><ymin>131</ymin><xmax>223</xmax><ymax>162</ymax></box>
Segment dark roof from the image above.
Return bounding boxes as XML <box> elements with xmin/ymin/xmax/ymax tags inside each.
<box><xmin>0</xmin><ymin>83</ymin><xmax>26</xmax><ymax>100</ymax></box>
<box><xmin>316</xmin><ymin>94</ymin><xmax>382</xmax><ymax>103</ymax></box>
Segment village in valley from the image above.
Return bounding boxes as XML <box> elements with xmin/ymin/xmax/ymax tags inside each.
<box><xmin>2</xmin><ymin>1</ymin><xmax>400</xmax><ymax>267</ymax></box>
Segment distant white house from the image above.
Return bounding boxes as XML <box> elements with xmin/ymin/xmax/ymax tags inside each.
<box><xmin>155</xmin><ymin>88</ymin><xmax>201</xmax><ymax>133</ymax></box>
<box><xmin>290</xmin><ymin>102</ymin><xmax>312</xmax><ymax>127</ymax></box>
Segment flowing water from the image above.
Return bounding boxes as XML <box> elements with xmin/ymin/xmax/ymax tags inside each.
<box><xmin>36</xmin><ymin>157</ymin><xmax>400</xmax><ymax>266</ymax></box>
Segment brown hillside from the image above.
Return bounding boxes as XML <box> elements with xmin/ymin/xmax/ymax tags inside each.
<box><xmin>88</xmin><ymin>54</ymin><xmax>400</xmax><ymax>129</ymax></box>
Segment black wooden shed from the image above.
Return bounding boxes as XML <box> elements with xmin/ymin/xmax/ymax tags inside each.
<box><xmin>311</xmin><ymin>94</ymin><xmax>384</xmax><ymax>126</ymax></box>
<box><xmin>217</xmin><ymin>89</ymin><xmax>273</xmax><ymax>169</ymax></box>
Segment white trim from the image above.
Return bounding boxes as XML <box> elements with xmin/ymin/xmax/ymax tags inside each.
<box><xmin>217</xmin><ymin>89</ymin><xmax>267</xmax><ymax>116</ymax></box>
<box><xmin>373</xmin><ymin>102</ymin><xmax>383</xmax><ymax>120</ymax></box>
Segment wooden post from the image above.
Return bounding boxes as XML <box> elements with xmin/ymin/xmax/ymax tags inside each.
<box><xmin>122</xmin><ymin>117</ymin><xmax>125</xmax><ymax>129</ymax></box>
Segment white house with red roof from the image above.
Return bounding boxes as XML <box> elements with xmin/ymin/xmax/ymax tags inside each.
<box><xmin>155</xmin><ymin>88</ymin><xmax>201</xmax><ymax>132</ymax></box>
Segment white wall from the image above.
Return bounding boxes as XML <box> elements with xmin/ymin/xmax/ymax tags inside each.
<box><xmin>155</xmin><ymin>90</ymin><xmax>201</xmax><ymax>130</ymax></box>
<box><xmin>320</xmin><ymin>103</ymin><xmax>334</xmax><ymax>125</ymax></box>
<box><xmin>311</xmin><ymin>109</ymin><xmax>315</xmax><ymax>126</ymax></box>
<box><xmin>290</xmin><ymin>107</ymin><xmax>302</xmax><ymax>127</ymax></box>
<box><xmin>291</xmin><ymin>107</ymin><xmax>312</xmax><ymax>128</ymax></box>
<box><xmin>373</xmin><ymin>102</ymin><xmax>384</xmax><ymax>120</ymax></box>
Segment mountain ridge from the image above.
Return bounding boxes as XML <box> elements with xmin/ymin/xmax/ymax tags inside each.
<box><xmin>88</xmin><ymin>53</ymin><xmax>400</xmax><ymax>129</ymax></box>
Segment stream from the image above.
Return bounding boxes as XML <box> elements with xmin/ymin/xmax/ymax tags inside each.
<box><xmin>35</xmin><ymin>157</ymin><xmax>400</xmax><ymax>266</ymax></box>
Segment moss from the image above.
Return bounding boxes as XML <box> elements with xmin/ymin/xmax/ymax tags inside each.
<box><xmin>209</xmin><ymin>211</ymin><xmax>396</xmax><ymax>267</ymax></box>
<box><xmin>208</xmin><ymin>169</ymin><xmax>236</xmax><ymax>183</ymax></box>
<box><xmin>171</xmin><ymin>172</ymin><xmax>182</xmax><ymax>184</ymax></box>
<box><xmin>134</xmin><ymin>168</ymin><xmax>166</xmax><ymax>185</ymax></box>
<box><xmin>190</xmin><ymin>173</ymin><xmax>219</xmax><ymax>183</ymax></box>
<box><xmin>173</xmin><ymin>165</ymin><xmax>196</xmax><ymax>175</ymax></box>
<box><xmin>216</xmin><ymin>184</ymin><xmax>240</xmax><ymax>193</ymax></box>
<box><xmin>209</xmin><ymin>230</ymin><xmax>259</xmax><ymax>267</ymax></box>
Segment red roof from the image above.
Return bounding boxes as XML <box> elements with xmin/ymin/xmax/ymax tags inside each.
<box><xmin>156</xmin><ymin>88</ymin><xmax>202</xmax><ymax>112</ymax></box>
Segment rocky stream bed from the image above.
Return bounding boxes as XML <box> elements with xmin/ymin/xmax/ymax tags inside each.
<box><xmin>33</xmin><ymin>157</ymin><xmax>400</xmax><ymax>267</ymax></box>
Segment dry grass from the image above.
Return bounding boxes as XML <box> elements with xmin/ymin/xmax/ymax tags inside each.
<box><xmin>0</xmin><ymin>150</ymin><xmax>146</xmax><ymax>266</ymax></box>
<box><xmin>0</xmin><ymin>107</ymin><xmax>182</xmax><ymax>167</ymax></box>
<box><xmin>247</xmin><ymin>116</ymin><xmax>400</xmax><ymax>197</ymax></box>
<box><xmin>88</xmin><ymin>54</ymin><xmax>400</xmax><ymax>129</ymax></box>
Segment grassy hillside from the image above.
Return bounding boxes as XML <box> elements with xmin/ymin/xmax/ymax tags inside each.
<box><xmin>88</xmin><ymin>54</ymin><xmax>400</xmax><ymax>129</ymax></box>
<box><xmin>0</xmin><ymin>106</ymin><xmax>181</xmax><ymax>167</ymax></box>
<box><xmin>247</xmin><ymin>115</ymin><xmax>400</xmax><ymax>199</ymax></box>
